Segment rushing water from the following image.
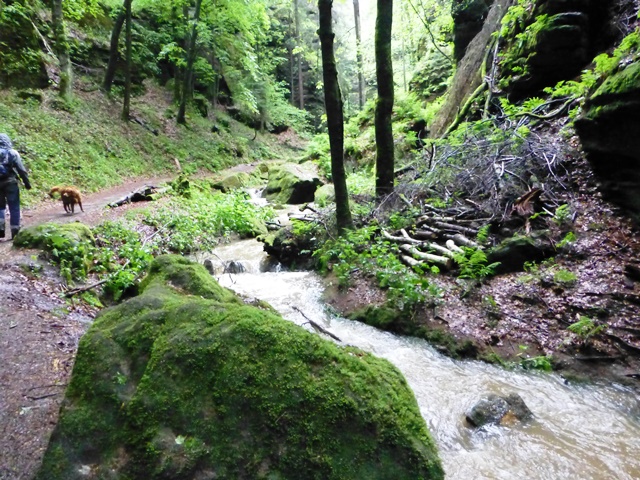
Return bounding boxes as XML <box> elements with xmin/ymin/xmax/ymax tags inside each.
<box><xmin>205</xmin><ymin>238</ymin><xmax>640</xmax><ymax>480</ymax></box>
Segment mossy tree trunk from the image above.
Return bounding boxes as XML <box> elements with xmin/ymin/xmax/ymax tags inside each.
<box><xmin>353</xmin><ymin>0</ymin><xmax>364</xmax><ymax>109</ymax></box>
<box><xmin>51</xmin><ymin>0</ymin><xmax>72</xmax><ymax>99</ymax></box>
<box><xmin>103</xmin><ymin>9</ymin><xmax>125</xmax><ymax>94</ymax></box>
<box><xmin>375</xmin><ymin>0</ymin><xmax>394</xmax><ymax>198</ymax></box>
<box><xmin>177</xmin><ymin>0</ymin><xmax>203</xmax><ymax>125</ymax></box>
<box><xmin>122</xmin><ymin>0</ymin><xmax>132</xmax><ymax>121</ymax></box>
<box><xmin>318</xmin><ymin>0</ymin><xmax>353</xmax><ymax>234</ymax></box>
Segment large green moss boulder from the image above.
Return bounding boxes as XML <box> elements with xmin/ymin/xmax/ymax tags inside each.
<box><xmin>13</xmin><ymin>222</ymin><xmax>94</xmax><ymax>250</ymax></box>
<box><xmin>262</xmin><ymin>162</ymin><xmax>323</xmax><ymax>204</ymax></box>
<box><xmin>575</xmin><ymin>61</ymin><xmax>640</xmax><ymax>222</ymax></box>
<box><xmin>36</xmin><ymin>255</ymin><xmax>444</xmax><ymax>480</ymax></box>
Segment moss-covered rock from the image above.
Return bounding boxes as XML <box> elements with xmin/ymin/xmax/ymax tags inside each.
<box><xmin>211</xmin><ymin>171</ymin><xmax>253</xmax><ymax>192</ymax></box>
<box><xmin>314</xmin><ymin>183</ymin><xmax>336</xmax><ymax>207</ymax></box>
<box><xmin>575</xmin><ymin>61</ymin><xmax>640</xmax><ymax>222</ymax></box>
<box><xmin>36</xmin><ymin>255</ymin><xmax>444</xmax><ymax>480</ymax></box>
<box><xmin>452</xmin><ymin>0</ymin><xmax>494</xmax><ymax>62</ymax></box>
<box><xmin>262</xmin><ymin>162</ymin><xmax>323</xmax><ymax>204</ymax></box>
<box><xmin>13</xmin><ymin>222</ymin><xmax>94</xmax><ymax>250</ymax></box>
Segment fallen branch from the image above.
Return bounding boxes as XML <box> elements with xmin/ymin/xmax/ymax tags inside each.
<box><xmin>292</xmin><ymin>306</ymin><xmax>341</xmax><ymax>342</ymax></box>
<box><xmin>399</xmin><ymin>244</ymin><xmax>452</xmax><ymax>269</ymax></box>
<box><xmin>64</xmin><ymin>260</ymin><xmax>130</xmax><ymax>297</ymax></box>
<box><xmin>432</xmin><ymin>221</ymin><xmax>478</xmax><ymax>236</ymax></box>
<box><xmin>400</xmin><ymin>255</ymin><xmax>423</xmax><ymax>268</ymax></box>
<box><xmin>382</xmin><ymin>229</ymin><xmax>422</xmax><ymax>245</ymax></box>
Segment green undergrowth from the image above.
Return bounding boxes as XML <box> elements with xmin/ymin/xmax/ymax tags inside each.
<box><xmin>36</xmin><ymin>255</ymin><xmax>444</xmax><ymax>480</ymax></box>
<box><xmin>0</xmin><ymin>86</ymin><xmax>295</xmax><ymax>207</ymax></box>
<box><xmin>14</xmin><ymin>181</ymin><xmax>275</xmax><ymax>300</ymax></box>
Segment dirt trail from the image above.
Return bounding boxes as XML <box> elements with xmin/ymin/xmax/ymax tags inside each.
<box><xmin>0</xmin><ymin>176</ymin><xmax>172</xmax><ymax>480</ymax></box>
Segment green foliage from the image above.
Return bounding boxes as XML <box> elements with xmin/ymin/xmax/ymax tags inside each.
<box><xmin>143</xmin><ymin>187</ymin><xmax>274</xmax><ymax>254</ymax></box>
<box><xmin>520</xmin><ymin>355</ymin><xmax>553</xmax><ymax>372</ymax></box>
<box><xmin>553</xmin><ymin>268</ymin><xmax>577</xmax><ymax>287</ymax></box>
<box><xmin>557</xmin><ymin>232</ymin><xmax>577</xmax><ymax>248</ymax></box>
<box><xmin>552</xmin><ymin>204</ymin><xmax>571</xmax><ymax>225</ymax></box>
<box><xmin>315</xmin><ymin>227</ymin><xmax>440</xmax><ymax>310</ymax></box>
<box><xmin>453</xmin><ymin>247</ymin><xmax>500</xmax><ymax>280</ymax></box>
<box><xmin>568</xmin><ymin>315</ymin><xmax>605</xmax><ymax>339</ymax></box>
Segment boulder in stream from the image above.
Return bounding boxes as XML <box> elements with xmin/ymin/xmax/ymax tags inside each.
<box><xmin>466</xmin><ymin>393</ymin><xmax>534</xmax><ymax>428</ymax></box>
<box><xmin>262</xmin><ymin>162</ymin><xmax>322</xmax><ymax>205</ymax></box>
<box><xmin>36</xmin><ymin>255</ymin><xmax>444</xmax><ymax>480</ymax></box>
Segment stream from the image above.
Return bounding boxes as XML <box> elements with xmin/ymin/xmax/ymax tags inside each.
<box><xmin>206</xmin><ymin>238</ymin><xmax>640</xmax><ymax>479</ymax></box>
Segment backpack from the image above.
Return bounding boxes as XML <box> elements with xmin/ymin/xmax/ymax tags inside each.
<box><xmin>0</xmin><ymin>149</ymin><xmax>13</xmax><ymax>179</ymax></box>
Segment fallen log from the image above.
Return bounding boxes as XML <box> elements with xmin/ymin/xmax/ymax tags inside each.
<box><xmin>446</xmin><ymin>233</ymin><xmax>481</xmax><ymax>249</ymax></box>
<box><xmin>432</xmin><ymin>221</ymin><xmax>478</xmax><ymax>236</ymax></box>
<box><xmin>400</xmin><ymin>255</ymin><xmax>423</xmax><ymax>268</ymax></box>
<box><xmin>446</xmin><ymin>239</ymin><xmax>465</xmax><ymax>254</ymax></box>
<box><xmin>400</xmin><ymin>244</ymin><xmax>452</xmax><ymax>269</ymax></box>
<box><xmin>382</xmin><ymin>229</ymin><xmax>422</xmax><ymax>245</ymax></box>
<box><xmin>108</xmin><ymin>185</ymin><xmax>168</xmax><ymax>208</ymax></box>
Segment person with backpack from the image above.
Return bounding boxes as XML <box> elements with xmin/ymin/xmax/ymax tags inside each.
<box><xmin>0</xmin><ymin>133</ymin><xmax>32</xmax><ymax>239</ymax></box>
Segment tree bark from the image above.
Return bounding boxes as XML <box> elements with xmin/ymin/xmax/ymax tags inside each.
<box><xmin>51</xmin><ymin>0</ymin><xmax>72</xmax><ymax>99</ymax></box>
<box><xmin>122</xmin><ymin>0</ymin><xmax>132</xmax><ymax>120</ymax></box>
<box><xmin>295</xmin><ymin>0</ymin><xmax>304</xmax><ymax>110</ymax></box>
<box><xmin>353</xmin><ymin>0</ymin><xmax>364</xmax><ymax>109</ymax></box>
<box><xmin>177</xmin><ymin>0</ymin><xmax>204</xmax><ymax>125</ymax></box>
<box><xmin>375</xmin><ymin>0</ymin><xmax>394</xmax><ymax>198</ymax></box>
<box><xmin>318</xmin><ymin>0</ymin><xmax>353</xmax><ymax>234</ymax></box>
<box><xmin>103</xmin><ymin>9</ymin><xmax>125</xmax><ymax>93</ymax></box>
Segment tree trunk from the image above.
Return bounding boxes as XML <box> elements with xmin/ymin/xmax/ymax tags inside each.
<box><xmin>51</xmin><ymin>0</ymin><xmax>72</xmax><ymax>99</ymax></box>
<box><xmin>122</xmin><ymin>0</ymin><xmax>132</xmax><ymax>120</ymax></box>
<box><xmin>103</xmin><ymin>9</ymin><xmax>125</xmax><ymax>93</ymax></box>
<box><xmin>318</xmin><ymin>0</ymin><xmax>353</xmax><ymax>234</ymax></box>
<box><xmin>353</xmin><ymin>0</ymin><xmax>364</xmax><ymax>109</ymax></box>
<box><xmin>295</xmin><ymin>0</ymin><xmax>304</xmax><ymax>110</ymax></box>
<box><xmin>177</xmin><ymin>0</ymin><xmax>203</xmax><ymax>124</ymax></box>
<box><xmin>375</xmin><ymin>0</ymin><xmax>394</xmax><ymax>198</ymax></box>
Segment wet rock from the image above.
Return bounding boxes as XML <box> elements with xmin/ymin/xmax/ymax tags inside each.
<box><xmin>575</xmin><ymin>62</ymin><xmax>640</xmax><ymax>223</ymax></box>
<box><xmin>488</xmin><ymin>235</ymin><xmax>554</xmax><ymax>273</ymax></box>
<box><xmin>262</xmin><ymin>162</ymin><xmax>322</xmax><ymax>205</ymax></box>
<box><xmin>203</xmin><ymin>258</ymin><xmax>215</xmax><ymax>275</ymax></box>
<box><xmin>466</xmin><ymin>393</ymin><xmax>533</xmax><ymax>427</ymax></box>
<box><xmin>223</xmin><ymin>260</ymin><xmax>246</xmax><ymax>274</ymax></box>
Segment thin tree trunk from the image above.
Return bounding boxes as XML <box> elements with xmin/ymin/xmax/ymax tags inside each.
<box><xmin>353</xmin><ymin>0</ymin><xmax>364</xmax><ymax>109</ymax></box>
<box><xmin>122</xmin><ymin>0</ymin><xmax>132</xmax><ymax>120</ymax></box>
<box><xmin>51</xmin><ymin>0</ymin><xmax>72</xmax><ymax>99</ymax></box>
<box><xmin>103</xmin><ymin>9</ymin><xmax>125</xmax><ymax>93</ymax></box>
<box><xmin>295</xmin><ymin>0</ymin><xmax>304</xmax><ymax>110</ymax></box>
<box><xmin>375</xmin><ymin>0</ymin><xmax>394</xmax><ymax>198</ymax></box>
<box><xmin>318</xmin><ymin>0</ymin><xmax>353</xmax><ymax>234</ymax></box>
<box><xmin>177</xmin><ymin>0</ymin><xmax>203</xmax><ymax>124</ymax></box>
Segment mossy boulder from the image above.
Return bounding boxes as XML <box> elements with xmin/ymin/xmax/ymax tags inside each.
<box><xmin>13</xmin><ymin>222</ymin><xmax>94</xmax><ymax>251</ymax></box>
<box><xmin>211</xmin><ymin>171</ymin><xmax>253</xmax><ymax>192</ymax></box>
<box><xmin>261</xmin><ymin>226</ymin><xmax>318</xmax><ymax>270</ymax></box>
<box><xmin>314</xmin><ymin>183</ymin><xmax>336</xmax><ymax>207</ymax></box>
<box><xmin>36</xmin><ymin>255</ymin><xmax>444</xmax><ymax>480</ymax></box>
<box><xmin>487</xmin><ymin>235</ymin><xmax>553</xmax><ymax>273</ymax></box>
<box><xmin>575</xmin><ymin>62</ymin><xmax>640</xmax><ymax>222</ymax></box>
<box><xmin>262</xmin><ymin>162</ymin><xmax>323</xmax><ymax>204</ymax></box>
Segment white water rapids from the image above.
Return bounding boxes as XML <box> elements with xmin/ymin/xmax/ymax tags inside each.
<box><xmin>205</xmin><ymin>238</ymin><xmax>640</xmax><ymax>479</ymax></box>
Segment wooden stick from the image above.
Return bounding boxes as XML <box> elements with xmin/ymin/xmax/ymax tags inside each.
<box><xmin>432</xmin><ymin>221</ymin><xmax>478</xmax><ymax>236</ymax></box>
<box><xmin>382</xmin><ymin>229</ymin><xmax>422</xmax><ymax>245</ymax></box>
<box><xmin>292</xmin><ymin>306</ymin><xmax>341</xmax><ymax>342</ymax></box>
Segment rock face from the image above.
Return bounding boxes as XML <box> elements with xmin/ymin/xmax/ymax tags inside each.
<box><xmin>452</xmin><ymin>0</ymin><xmax>495</xmax><ymax>62</ymax></box>
<box><xmin>262</xmin><ymin>162</ymin><xmax>322</xmax><ymax>204</ymax></box>
<box><xmin>466</xmin><ymin>393</ymin><xmax>533</xmax><ymax>427</ymax></box>
<box><xmin>575</xmin><ymin>62</ymin><xmax>640</xmax><ymax>222</ymax></box>
<box><xmin>500</xmin><ymin>0</ymin><xmax>613</xmax><ymax>97</ymax></box>
<box><xmin>36</xmin><ymin>255</ymin><xmax>444</xmax><ymax>480</ymax></box>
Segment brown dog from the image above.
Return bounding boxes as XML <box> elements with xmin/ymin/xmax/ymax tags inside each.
<box><xmin>49</xmin><ymin>186</ymin><xmax>84</xmax><ymax>214</ymax></box>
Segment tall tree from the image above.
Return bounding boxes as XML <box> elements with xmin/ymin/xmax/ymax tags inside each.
<box><xmin>177</xmin><ymin>0</ymin><xmax>204</xmax><ymax>125</ymax></box>
<box><xmin>353</xmin><ymin>0</ymin><xmax>364</xmax><ymax>109</ymax></box>
<box><xmin>51</xmin><ymin>0</ymin><xmax>72</xmax><ymax>99</ymax></box>
<box><xmin>294</xmin><ymin>0</ymin><xmax>305</xmax><ymax>110</ymax></box>
<box><xmin>122</xmin><ymin>0</ymin><xmax>132</xmax><ymax>120</ymax></box>
<box><xmin>104</xmin><ymin>8</ymin><xmax>126</xmax><ymax>93</ymax></box>
<box><xmin>374</xmin><ymin>0</ymin><xmax>394</xmax><ymax>198</ymax></box>
<box><xmin>318</xmin><ymin>0</ymin><xmax>353</xmax><ymax>234</ymax></box>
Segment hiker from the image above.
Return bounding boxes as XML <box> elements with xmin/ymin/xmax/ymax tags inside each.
<box><xmin>0</xmin><ymin>134</ymin><xmax>32</xmax><ymax>239</ymax></box>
